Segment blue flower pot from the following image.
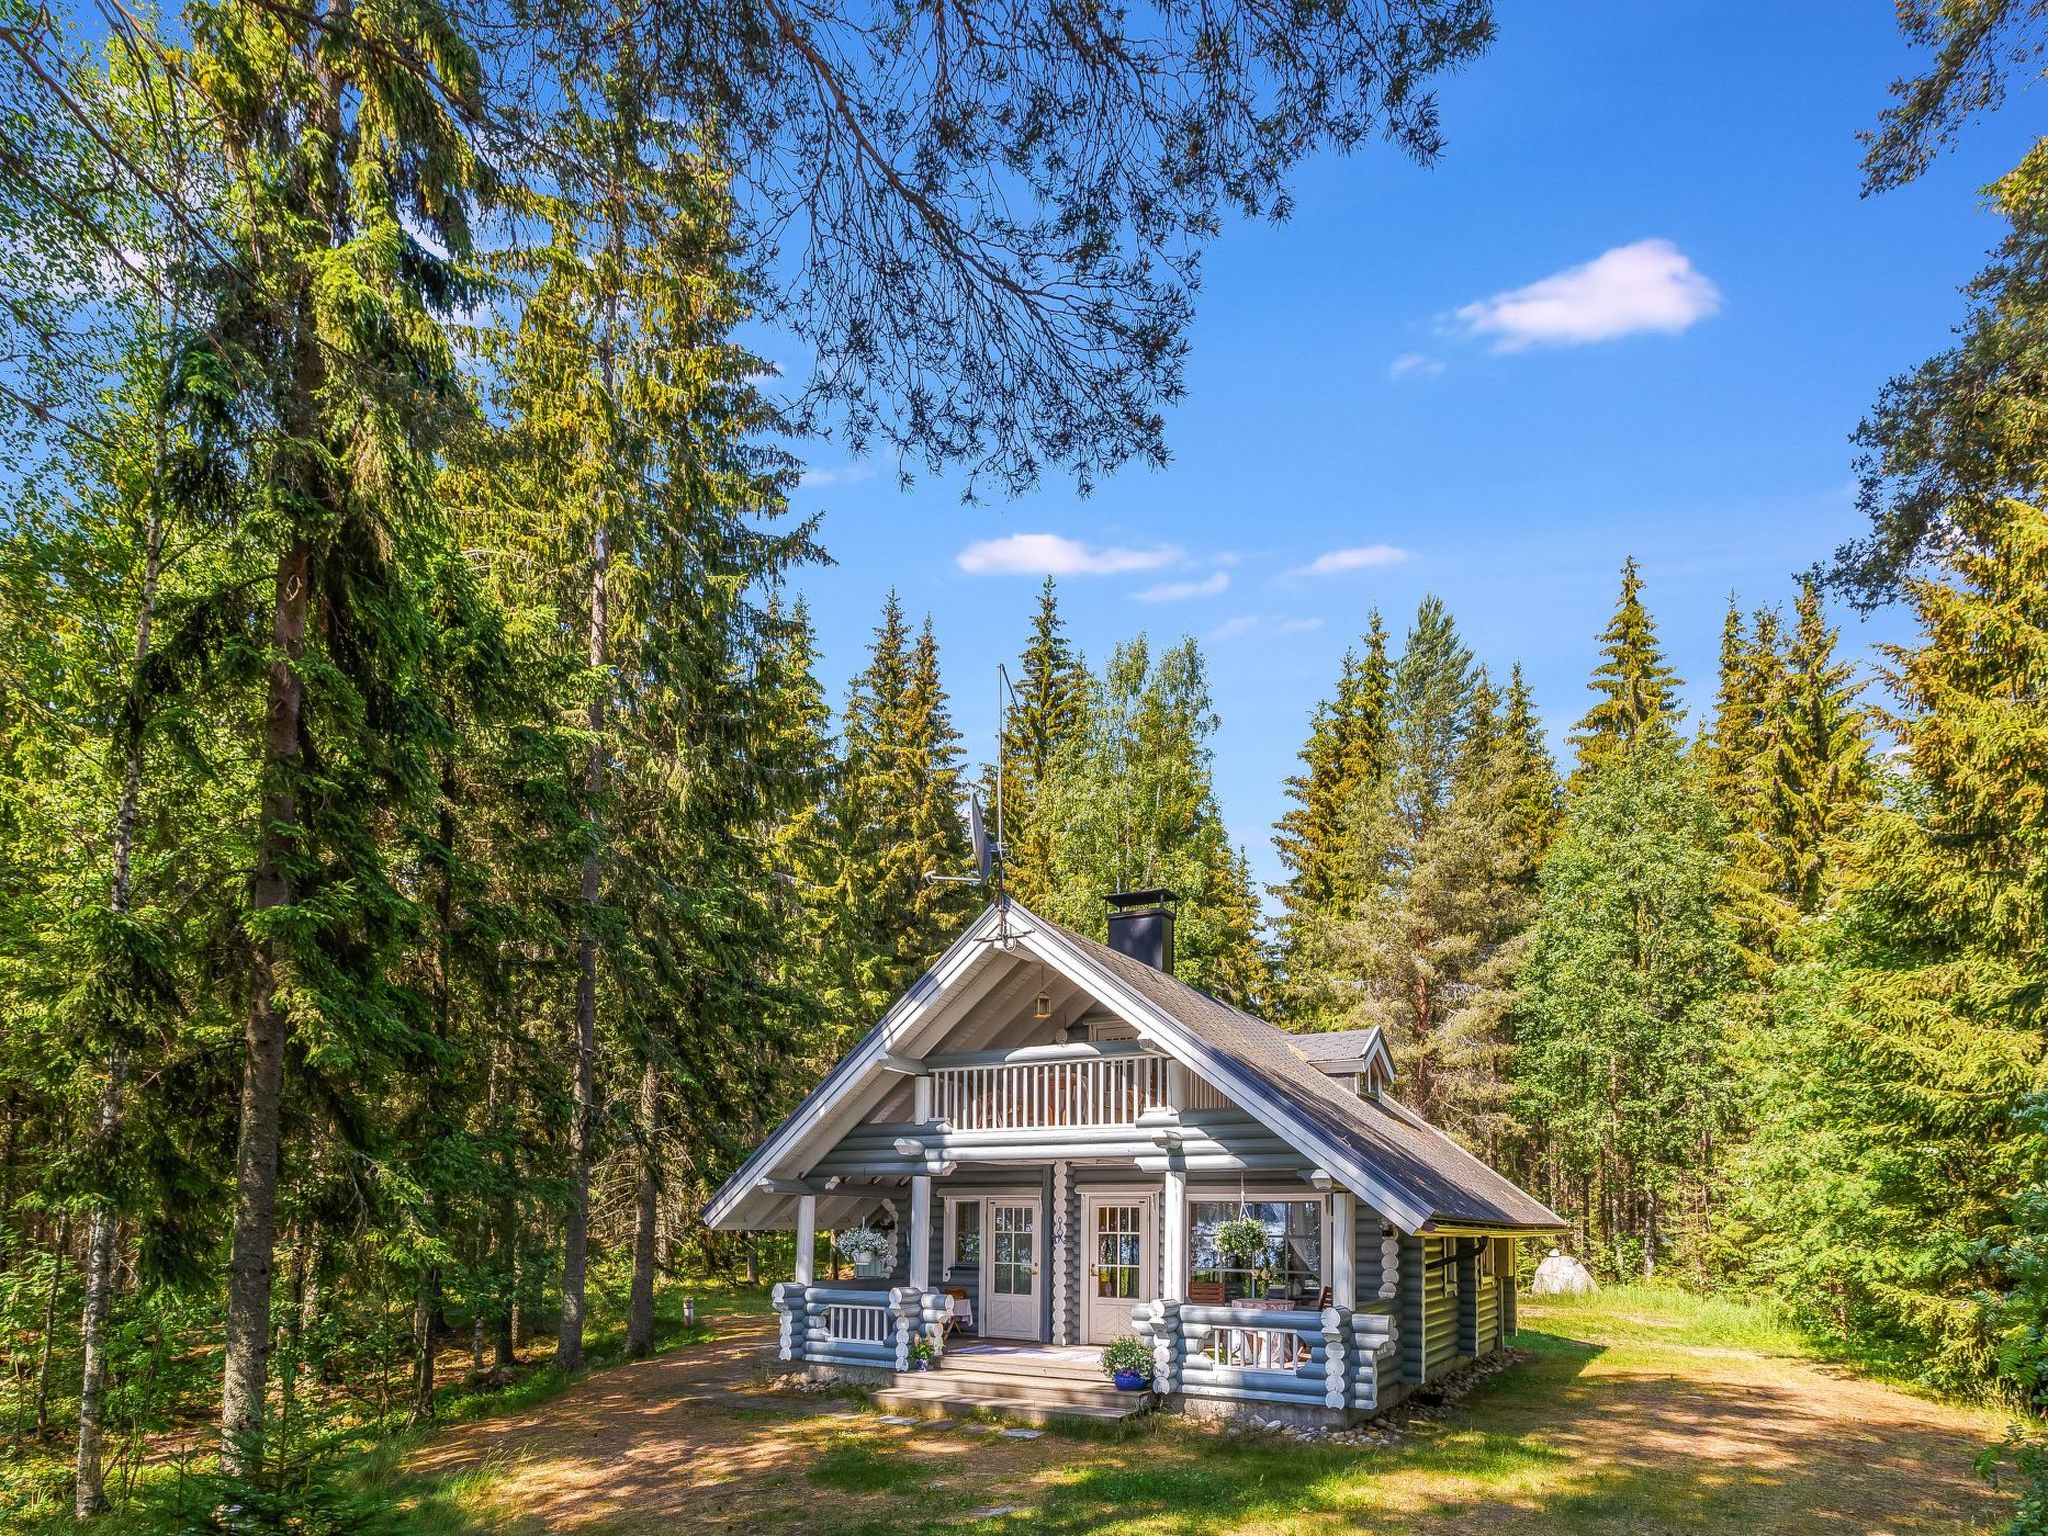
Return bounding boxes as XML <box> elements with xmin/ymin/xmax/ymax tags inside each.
<box><xmin>913</xmin><ymin>1357</ymin><xmax>934</xmax><ymax>1371</ymax></box>
<box><xmin>1112</xmin><ymin>1369</ymin><xmax>1149</xmax><ymax>1392</ymax></box>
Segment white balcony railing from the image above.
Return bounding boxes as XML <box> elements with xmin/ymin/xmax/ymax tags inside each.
<box><xmin>930</xmin><ymin>1050</ymin><xmax>1169</xmax><ymax>1131</ymax></box>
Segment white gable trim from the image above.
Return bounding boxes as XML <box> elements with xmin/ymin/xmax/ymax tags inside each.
<box><xmin>1007</xmin><ymin>913</ymin><xmax>1436</xmax><ymax>1233</ymax></box>
<box><xmin>702</xmin><ymin>898</ymin><xmax>1440</xmax><ymax>1235</ymax></box>
<box><xmin>701</xmin><ymin>904</ymin><xmax>1014</xmax><ymax>1229</ymax></box>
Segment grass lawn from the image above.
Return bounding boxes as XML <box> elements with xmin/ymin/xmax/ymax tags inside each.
<box><xmin>375</xmin><ymin>1283</ymin><xmax>2017</xmax><ymax>1535</ymax></box>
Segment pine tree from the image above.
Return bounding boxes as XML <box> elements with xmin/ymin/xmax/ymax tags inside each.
<box><xmin>1569</xmin><ymin>557</ymin><xmax>1685</xmax><ymax>786</ymax></box>
<box><xmin>1328</xmin><ymin>601</ymin><xmax>1528</xmax><ymax>1145</ymax></box>
<box><xmin>999</xmin><ymin>577</ymin><xmax>1089</xmax><ymax>909</ymax></box>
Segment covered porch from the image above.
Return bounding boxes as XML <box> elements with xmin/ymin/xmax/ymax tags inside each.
<box><xmin>767</xmin><ymin>1056</ymin><xmax>1402</xmax><ymax>1425</ymax></box>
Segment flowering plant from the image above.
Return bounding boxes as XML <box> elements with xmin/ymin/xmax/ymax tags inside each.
<box><xmin>1214</xmin><ymin>1216</ymin><xmax>1270</xmax><ymax>1266</ymax></box>
<box><xmin>834</xmin><ymin>1226</ymin><xmax>891</xmax><ymax>1262</ymax></box>
<box><xmin>1099</xmin><ymin>1336</ymin><xmax>1153</xmax><ymax>1381</ymax></box>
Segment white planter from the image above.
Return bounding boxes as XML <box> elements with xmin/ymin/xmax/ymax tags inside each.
<box><xmin>854</xmin><ymin>1257</ymin><xmax>888</xmax><ymax>1279</ymax></box>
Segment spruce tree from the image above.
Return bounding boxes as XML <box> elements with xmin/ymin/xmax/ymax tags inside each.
<box><xmin>1038</xmin><ymin>635</ymin><xmax>1266</xmax><ymax>1004</ymax></box>
<box><xmin>1737</xmin><ymin>492</ymin><xmax>2047</xmax><ymax>1394</ymax></box>
<box><xmin>1497</xmin><ymin>663</ymin><xmax>1562</xmax><ymax>885</ymax></box>
<box><xmin>1569</xmin><ymin>557</ymin><xmax>1685</xmax><ymax>786</ymax></box>
<box><xmin>999</xmin><ymin>577</ymin><xmax>1089</xmax><ymax>909</ymax></box>
<box><xmin>184</xmin><ymin>0</ymin><xmax>493</xmax><ymax>1468</ymax></box>
<box><xmin>1756</xmin><ymin>582</ymin><xmax>1874</xmax><ymax>922</ymax></box>
<box><xmin>1272</xmin><ymin>616</ymin><xmax>1392</xmax><ymax>1021</ymax></box>
<box><xmin>833</xmin><ymin>597</ymin><xmax>974</xmax><ymax>1018</ymax></box>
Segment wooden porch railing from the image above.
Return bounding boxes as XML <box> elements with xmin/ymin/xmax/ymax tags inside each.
<box><xmin>930</xmin><ymin>1051</ymin><xmax>1169</xmax><ymax>1130</ymax></box>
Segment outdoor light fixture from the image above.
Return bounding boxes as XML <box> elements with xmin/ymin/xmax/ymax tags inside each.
<box><xmin>1034</xmin><ymin>991</ymin><xmax>1053</xmax><ymax>1021</ymax></box>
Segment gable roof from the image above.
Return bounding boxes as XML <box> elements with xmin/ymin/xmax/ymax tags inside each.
<box><xmin>1289</xmin><ymin>1028</ymin><xmax>1385</xmax><ymax>1065</ymax></box>
<box><xmin>702</xmin><ymin>898</ymin><xmax>1563</xmax><ymax>1235</ymax></box>
<box><xmin>1038</xmin><ymin>917</ymin><xmax>1562</xmax><ymax>1233</ymax></box>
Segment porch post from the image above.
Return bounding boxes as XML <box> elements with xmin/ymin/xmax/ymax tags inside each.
<box><xmin>1331</xmin><ymin>1190</ymin><xmax>1356</xmax><ymax>1309</ymax></box>
<box><xmin>908</xmin><ymin>1175</ymin><xmax>932</xmax><ymax>1291</ymax></box>
<box><xmin>913</xmin><ymin>1073</ymin><xmax>934</xmax><ymax>1123</ymax></box>
<box><xmin>1161</xmin><ymin>1163</ymin><xmax>1186</xmax><ymax>1299</ymax></box>
<box><xmin>794</xmin><ymin>1194</ymin><xmax>816</xmax><ymax>1286</ymax></box>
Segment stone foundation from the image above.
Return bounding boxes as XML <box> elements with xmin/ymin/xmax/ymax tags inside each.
<box><xmin>1163</xmin><ymin>1394</ymin><xmax>1363</xmax><ymax>1430</ymax></box>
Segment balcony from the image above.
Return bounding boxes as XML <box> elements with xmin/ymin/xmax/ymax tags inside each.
<box><xmin>930</xmin><ymin>1046</ymin><xmax>1169</xmax><ymax>1131</ymax></box>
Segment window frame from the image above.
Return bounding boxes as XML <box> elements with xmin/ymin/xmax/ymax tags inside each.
<box><xmin>1186</xmin><ymin>1191</ymin><xmax>1329</xmax><ymax>1304</ymax></box>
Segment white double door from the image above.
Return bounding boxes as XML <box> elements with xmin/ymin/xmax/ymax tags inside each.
<box><xmin>983</xmin><ymin>1199</ymin><xmax>1042</xmax><ymax>1339</ymax></box>
<box><xmin>1082</xmin><ymin>1193</ymin><xmax>1156</xmax><ymax>1345</ymax></box>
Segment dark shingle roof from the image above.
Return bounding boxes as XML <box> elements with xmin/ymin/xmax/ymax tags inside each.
<box><xmin>1050</xmin><ymin>918</ymin><xmax>1563</xmax><ymax>1233</ymax></box>
<box><xmin>1289</xmin><ymin>1028</ymin><xmax>1385</xmax><ymax>1065</ymax></box>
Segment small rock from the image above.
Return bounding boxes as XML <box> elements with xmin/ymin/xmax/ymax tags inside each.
<box><xmin>998</xmin><ymin>1427</ymin><xmax>1042</xmax><ymax>1439</ymax></box>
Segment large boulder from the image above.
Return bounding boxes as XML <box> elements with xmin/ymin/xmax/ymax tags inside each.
<box><xmin>1530</xmin><ymin>1248</ymin><xmax>1597</xmax><ymax>1295</ymax></box>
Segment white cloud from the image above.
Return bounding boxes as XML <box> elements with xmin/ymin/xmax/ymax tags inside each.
<box><xmin>1291</xmin><ymin>544</ymin><xmax>1409</xmax><ymax>577</ymax></box>
<box><xmin>1212</xmin><ymin>616</ymin><xmax>1262</xmax><ymax>641</ymax></box>
<box><xmin>800</xmin><ymin>462</ymin><xmax>877</xmax><ymax>488</ymax></box>
<box><xmin>1454</xmin><ymin>238</ymin><xmax>1721</xmax><ymax>351</ymax></box>
<box><xmin>1388</xmin><ymin>352</ymin><xmax>1446</xmax><ymax>381</ymax></box>
<box><xmin>1278</xmin><ymin>617</ymin><xmax>1324</xmax><ymax>634</ymax></box>
<box><xmin>1133</xmin><ymin>571</ymin><xmax>1230</xmax><ymax>603</ymax></box>
<box><xmin>956</xmin><ymin>532</ymin><xmax>1183</xmax><ymax>577</ymax></box>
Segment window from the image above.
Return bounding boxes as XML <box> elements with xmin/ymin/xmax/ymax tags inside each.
<box><xmin>945</xmin><ymin>1199</ymin><xmax>981</xmax><ymax>1274</ymax></box>
<box><xmin>1189</xmin><ymin>1199</ymin><xmax>1322</xmax><ymax>1303</ymax></box>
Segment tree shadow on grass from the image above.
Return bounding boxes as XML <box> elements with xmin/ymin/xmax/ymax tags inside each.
<box><xmin>391</xmin><ymin>1313</ymin><xmax>2013</xmax><ymax>1536</ymax></box>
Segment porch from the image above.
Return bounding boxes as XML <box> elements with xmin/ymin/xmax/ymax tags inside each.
<box><xmin>768</xmin><ymin>1155</ymin><xmax>1404</xmax><ymax>1425</ymax></box>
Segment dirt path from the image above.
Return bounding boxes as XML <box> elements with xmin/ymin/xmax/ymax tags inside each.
<box><xmin>403</xmin><ymin>1300</ymin><xmax>2016</xmax><ymax>1535</ymax></box>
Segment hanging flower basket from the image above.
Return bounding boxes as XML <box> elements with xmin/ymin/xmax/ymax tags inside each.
<box><xmin>1214</xmin><ymin>1216</ymin><xmax>1270</xmax><ymax>1268</ymax></box>
<box><xmin>835</xmin><ymin>1226</ymin><xmax>892</xmax><ymax>1277</ymax></box>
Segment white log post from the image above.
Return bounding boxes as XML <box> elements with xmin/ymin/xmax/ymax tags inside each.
<box><xmin>913</xmin><ymin>1073</ymin><xmax>934</xmax><ymax>1123</ymax></box>
<box><xmin>909</xmin><ymin>1175</ymin><xmax>932</xmax><ymax>1291</ymax></box>
<box><xmin>1051</xmin><ymin>1160</ymin><xmax>1072</xmax><ymax>1344</ymax></box>
<box><xmin>1331</xmin><ymin>1190</ymin><xmax>1356</xmax><ymax>1309</ymax></box>
<box><xmin>794</xmin><ymin>1194</ymin><xmax>816</xmax><ymax>1286</ymax></box>
<box><xmin>1162</xmin><ymin>1163</ymin><xmax>1187</xmax><ymax>1300</ymax></box>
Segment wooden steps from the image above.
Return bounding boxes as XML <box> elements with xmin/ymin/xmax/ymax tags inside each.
<box><xmin>872</xmin><ymin>1343</ymin><xmax>1154</xmax><ymax>1427</ymax></box>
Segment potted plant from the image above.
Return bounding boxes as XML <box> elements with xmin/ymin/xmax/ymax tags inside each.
<box><xmin>908</xmin><ymin>1336</ymin><xmax>936</xmax><ymax>1371</ymax></box>
<box><xmin>1099</xmin><ymin>1336</ymin><xmax>1154</xmax><ymax>1392</ymax></box>
<box><xmin>1214</xmin><ymin>1216</ymin><xmax>1270</xmax><ymax>1270</ymax></box>
<box><xmin>834</xmin><ymin>1225</ymin><xmax>892</xmax><ymax>1278</ymax></box>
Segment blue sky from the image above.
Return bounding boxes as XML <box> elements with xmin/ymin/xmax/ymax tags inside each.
<box><xmin>774</xmin><ymin>1</ymin><xmax>2036</xmax><ymax>902</ymax></box>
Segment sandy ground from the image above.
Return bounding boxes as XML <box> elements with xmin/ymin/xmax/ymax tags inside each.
<box><xmin>404</xmin><ymin>1302</ymin><xmax>2016</xmax><ymax>1535</ymax></box>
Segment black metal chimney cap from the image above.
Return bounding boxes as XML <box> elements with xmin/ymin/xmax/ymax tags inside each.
<box><xmin>1103</xmin><ymin>888</ymin><xmax>1178</xmax><ymax>912</ymax></box>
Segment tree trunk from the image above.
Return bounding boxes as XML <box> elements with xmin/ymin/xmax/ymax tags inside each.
<box><xmin>745</xmin><ymin>1237</ymin><xmax>758</xmax><ymax>1286</ymax></box>
<box><xmin>221</xmin><ymin>536</ymin><xmax>311</xmax><ymax>1477</ymax></box>
<box><xmin>33</xmin><ymin>1218</ymin><xmax>69</xmax><ymax>1438</ymax></box>
<box><xmin>557</xmin><ymin>526</ymin><xmax>607</xmax><ymax>1374</ymax></box>
<box><xmin>409</xmin><ymin>1278</ymin><xmax>437</xmax><ymax>1426</ymax></box>
<box><xmin>76</xmin><ymin>495</ymin><xmax>162</xmax><ymax>1514</ymax></box>
<box><xmin>626</xmin><ymin>1060</ymin><xmax>660</xmax><ymax>1358</ymax></box>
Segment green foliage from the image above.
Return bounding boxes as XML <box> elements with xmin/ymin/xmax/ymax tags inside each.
<box><xmin>1034</xmin><ymin>633</ymin><xmax>1268</xmax><ymax>1006</ymax></box>
<box><xmin>1568</xmin><ymin>557</ymin><xmax>1685</xmax><ymax>787</ymax></box>
<box><xmin>828</xmin><ymin>596</ymin><xmax>976</xmax><ymax>1024</ymax></box>
<box><xmin>1323</xmin><ymin>602</ymin><xmax>1541</xmax><ymax>1147</ymax></box>
<box><xmin>999</xmin><ymin>578</ymin><xmax>1091</xmax><ymax>912</ymax></box>
<box><xmin>1515</xmin><ymin>737</ymin><xmax>1740</xmax><ymax>1280</ymax></box>
<box><xmin>1098</xmin><ymin>1334</ymin><xmax>1154</xmax><ymax>1380</ymax></box>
